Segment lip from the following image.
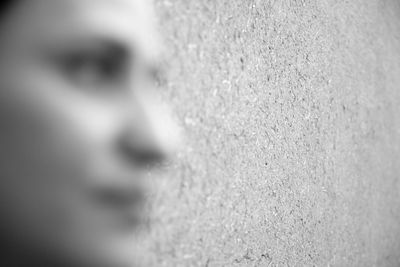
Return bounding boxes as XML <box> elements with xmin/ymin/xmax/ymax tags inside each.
<box><xmin>89</xmin><ymin>179</ymin><xmax>148</xmax><ymax>229</ymax></box>
<box><xmin>95</xmin><ymin>185</ymin><xmax>144</xmax><ymax>207</ymax></box>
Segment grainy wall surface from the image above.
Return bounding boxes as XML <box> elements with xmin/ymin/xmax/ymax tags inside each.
<box><xmin>142</xmin><ymin>0</ymin><xmax>400</xmax><ymax>266</ymax></box>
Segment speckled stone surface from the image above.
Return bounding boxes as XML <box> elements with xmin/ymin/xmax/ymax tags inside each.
<box><xmin>141</xmin><ymin>1</ymin><xmax>400</xmax><ymax>266</ymax></box>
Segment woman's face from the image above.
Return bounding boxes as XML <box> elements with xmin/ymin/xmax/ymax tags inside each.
<box><xmin>0</xmin><ymin>0</ymin><xmax>177</xmax><ymax>266</ymax></box>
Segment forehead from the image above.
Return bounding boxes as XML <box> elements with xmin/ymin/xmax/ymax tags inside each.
<box><xmin>3</xmin><ymin>0</ymin><xmax>159</xmax><ymax>59</ymax></box>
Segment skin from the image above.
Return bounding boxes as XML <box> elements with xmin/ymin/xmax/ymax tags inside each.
<box><xmin>0</xmin><ymin>0</ymin><xmax>178</xmax><ymax>266</ymax></box>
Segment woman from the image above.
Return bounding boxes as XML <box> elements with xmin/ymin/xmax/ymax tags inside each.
<box><xmin>0</xmin><ymin>0</ymin><xmax>177</xmax><ymax>266</ymax></box>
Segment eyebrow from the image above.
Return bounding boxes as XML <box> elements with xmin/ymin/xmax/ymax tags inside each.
<box><xmin>38</xmin><ymin>36</ymin><xmax>131</xmax><ymax>68</ymax></box>
<box><xmin>40</xmin><ymin>33</ymin><xmax>164</xmax><ymax>80</ymax></box>
<box><xmin>56</xmin><ymin>37</ymin><xmax>130</xmax><ymax>60</ymax></box>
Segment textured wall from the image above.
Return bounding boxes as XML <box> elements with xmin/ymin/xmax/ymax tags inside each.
<box><xmin>142</xmin><ymin>0</ymin><xmax>400</xmax><ymax>266</ymax></box>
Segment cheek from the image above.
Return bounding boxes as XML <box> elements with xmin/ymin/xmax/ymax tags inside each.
<box><xmin>0</xmin><ymin>86</ymin><xmax>81</xmax><ymax>184</ymax></box>
<box><xmin>0</xmin><ymin>70</ymin><xmax>123</xmax><ymax>239</ymax></box>
<box><xmin>0</xmin><ymin>68</ymin><xmax>123</xmax><ymax>173</ymax></box>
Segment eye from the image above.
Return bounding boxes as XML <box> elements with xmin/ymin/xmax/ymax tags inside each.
<box><xmin>59</xmin><ymin>50</ymin><xmax>127</xmax><ymax>89</ymax></box>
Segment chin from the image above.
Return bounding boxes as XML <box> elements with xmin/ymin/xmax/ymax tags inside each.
<box><xmin>37</xmin><ymin>228</ymin><xmax>144</xmax><ymax>267</ymax></box>
<box><xmin>88</xmin><ymin>233</ymin><xmax>148</xmax><ymax>267</ymax></box>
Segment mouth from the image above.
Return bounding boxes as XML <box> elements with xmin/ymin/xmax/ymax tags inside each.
<box><xmin>89</xmin><ymin>179</ymin><xmax>148</xmax><ymax>230</ymax></box>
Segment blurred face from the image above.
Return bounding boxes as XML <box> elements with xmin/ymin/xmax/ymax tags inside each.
<box><xmin>0</xmin><ymin>0</ymin><xmax>176</xmax><ymax>266</ymax></box>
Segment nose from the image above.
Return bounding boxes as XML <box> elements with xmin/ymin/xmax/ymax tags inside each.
<box><xmin>118</xmin><ymin>92</ymin><xmax>180</xmax><ymax>168</ymax></box>
<box><xmin>118</xmin><ymin>129</ymin><xmax>164</xmax><ymax>167</ymax></box>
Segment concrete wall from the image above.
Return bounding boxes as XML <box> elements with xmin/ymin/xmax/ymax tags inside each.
<box><xmin>143</xmin><ymin>1</ymin><xmax>400</xmax><ymax>266</ymax></box>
